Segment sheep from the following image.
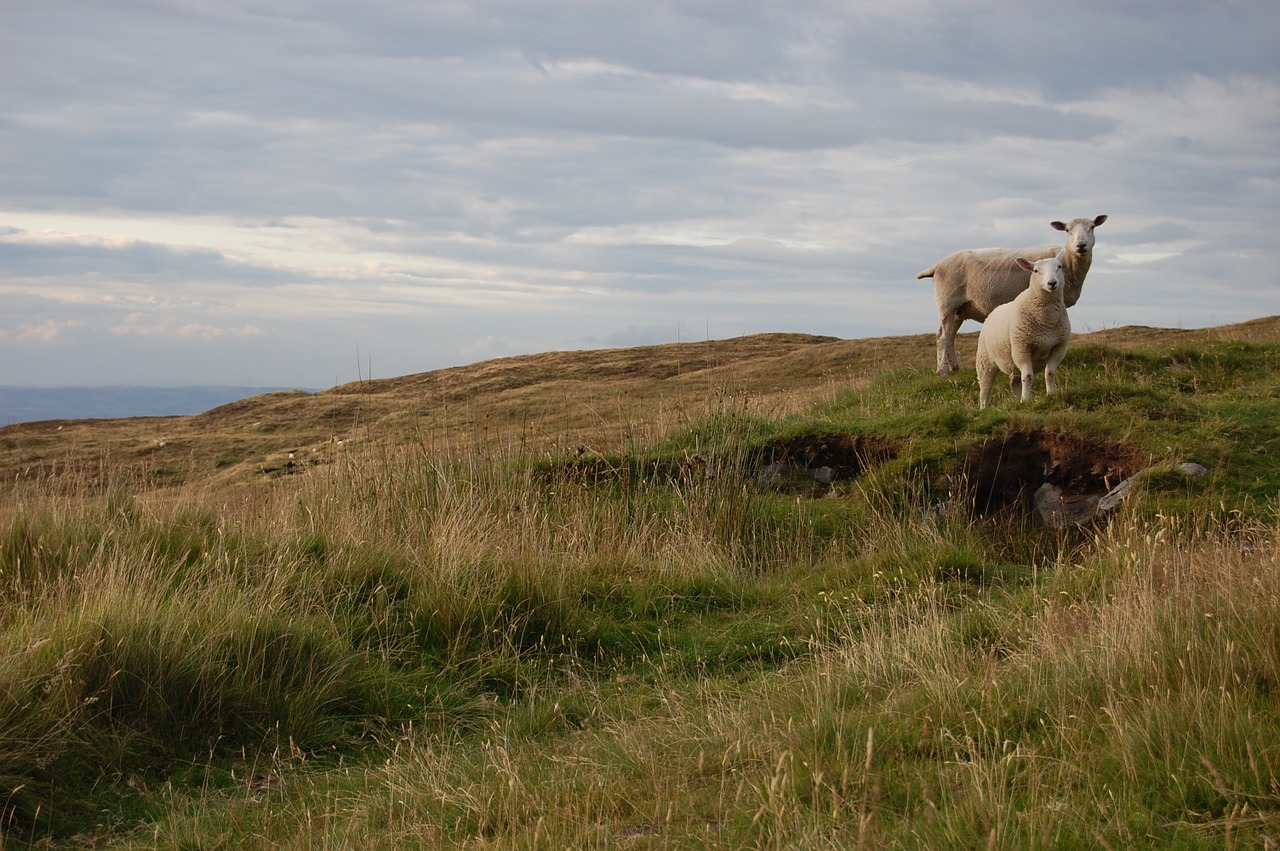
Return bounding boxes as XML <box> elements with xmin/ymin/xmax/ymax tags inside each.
<box><xmin>975</xmin><ymin>251</ymin><xmax>1071</xmax><ymax>410</ymax></box>
<box><xmin>917</xmin><ymin>215</ymin><xmax>1106</xmax><ymax>376</ymax></box>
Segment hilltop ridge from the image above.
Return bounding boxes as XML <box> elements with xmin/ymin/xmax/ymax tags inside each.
<box><xmin>2</xmin><ymin>317</ymin><xmax>1276</xmax><ymax>494</ymax></box>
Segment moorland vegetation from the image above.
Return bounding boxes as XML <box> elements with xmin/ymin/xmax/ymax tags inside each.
<box><xmin>1</xmin><ymin>318</ymin><xmax>1278</xmax><ymax>848</ymax></box>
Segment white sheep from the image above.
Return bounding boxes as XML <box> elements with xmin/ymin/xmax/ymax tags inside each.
<box><xmin>917</xmin><ymin>215</ymin><xmax>1106</xmax><ymax>376</ymax></box>
<box><xmin>975</xmin><ymin>251</ymin><xmax>1071</xmax><ymax>410</ymax></box>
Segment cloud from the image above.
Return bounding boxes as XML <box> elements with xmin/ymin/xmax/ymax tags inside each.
<box><xmin>0</xmin><ymin>224</ymin><xmax>297</xmax><ymax>285</ymax></box>
<box><xmin>0</xmin><ymin>1</ymin><xmax>1276</xmax><ymax>388</ymax></box>
<box><xmin>9</xmin><ymin>319</ymin><xmax>82</xmax><ymax>344</ymax></box>
<box><xmin>598</xmin><ymin>324</ymin><xmax>683</xmax><ymax>348</ymax></box>
<box><xmin>109</xmin><ymin>320</ymin><xmax>266</xmax><ymax>342</ymax></box>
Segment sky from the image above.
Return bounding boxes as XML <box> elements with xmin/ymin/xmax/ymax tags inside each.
<box><xmin>2</xmin><ymin>1</ymin><xmax>1277</xmax><ymax>389</ymax></box>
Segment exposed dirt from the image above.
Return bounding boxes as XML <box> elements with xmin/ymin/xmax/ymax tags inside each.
<box><xmin>960</xmin><ymin>429</ymin><xmax>1149</xmax><ymax>515</ymax></box>
<box><xmin>535</xmin><ymin>431</ymin><xmax>904</xmax><ymax>491</ymax></box>
<box><xmin>757</xmin><ymin>433</ymin><xmax>904</xmax><ymax>482</ymax></box>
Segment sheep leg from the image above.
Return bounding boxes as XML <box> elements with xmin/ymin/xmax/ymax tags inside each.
<box><xmin>976</xmin><ymin>349</ymin><xmax>995</xmax><ymax>409</ymax></box>
<box><xmin>1044</xmin><ymin>344</ymin><xmax>1067</xmax><ymax>396</ymax></box>
<box><xmin>936</xmin><ymin>311</ymin><xmax>963</xmax><ymax>376</ymax></box>
<box><xmin>1009</xmin><ymin>349</ymin><xmax>1035</xmax><ymax>403</ymax></box>
<box><xmin>977</xmin><ymin>365</ymin><xmax>998</xmax><ymax>409</ymax></box>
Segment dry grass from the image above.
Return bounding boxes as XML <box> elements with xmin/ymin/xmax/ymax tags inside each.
<box><xmin>125</xmin><ymin>513</ymin><xmax>1277</xmax><ymax>849</ymax></box>
<box><xmin>2</xmin><ymin>316</ymin><xmax>1278</xmax><ymax>848</ymax></box>
<box><xmin>7</xmin><ymin>317</ymin><xmax>1276</xmax><ymax>505</ymax></box>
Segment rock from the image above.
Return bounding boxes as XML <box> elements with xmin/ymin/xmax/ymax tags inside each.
<box><xmin>1097</xmin><ymin>476</ymin><xmax>1138</xmax><ymax>513</ymax></box>
<box><xmin>1034</xmin><ymin>482</ymin><xmax>1101</xmax><ymax>528</ymax></box>
<box><xmin>1031</xmin><ymin>460</ymin><xmax>1209</xmax><ymax>527</ymax></box>
<box><xmin>756</xmin><ymin>463</ymin><xmax>790</xmax><ymax>485</ymax></box>
<box><xmin>917</xmin><ymin>501</ymin><xmax>950</xmax><ymax>522</ymax></box>
<box><xmin>756</xmin><ymin>463</ymin><xmax>837</xmax><ymax>488</ymax></box>
<box><xmin>1039</xmin><ymin>460</ymin><xmax>1209</xmax><ymax>526</ymax></box>
<box><xmin>809</xmin><ymin>466</ymin><xmax>835</xmax><ymax>485</ymax></box>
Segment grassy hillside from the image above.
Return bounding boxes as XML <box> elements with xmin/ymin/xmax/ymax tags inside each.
<box><xmin>1</xmin><ymin>317</ymin><xmax>1277</xmax><ymax>848</ymax></box>
<box><xmin>4</xmin><ymin>317</ymin><xmax>1273</xmax><ymax>495</ymax></box>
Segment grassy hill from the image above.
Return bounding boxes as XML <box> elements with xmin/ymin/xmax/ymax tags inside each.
<box><xmin>1</xmin><ymin>317</ymin><xmax>1278</xmax><ymax>848</ymax></box>
<box><xmin>4</xmin><ymin>317</ymin><xmax>1276</xmax><ymax>496</ymax></box>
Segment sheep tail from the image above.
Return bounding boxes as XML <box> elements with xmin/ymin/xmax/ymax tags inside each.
<box><xmin>916</xmin><ymin>266</ymin><xmax>936</xmax><ymax>280</ymax></box>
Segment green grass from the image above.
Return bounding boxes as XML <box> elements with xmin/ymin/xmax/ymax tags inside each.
<box><xmin>1</xmin><ymin>331</ymin><xmax>1278</xmax><ymax>847</ymax></box>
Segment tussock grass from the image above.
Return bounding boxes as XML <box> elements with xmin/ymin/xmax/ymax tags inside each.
<box><xmin>0</xmin><ymin>510</ymin><xmax>403</xmax><ymax>835</ymax></box>
<box><xmin>124</xmin><ymin>518</ymin><xmax>1277</xmax><ymax>849</ymax></box>
<box><xmin>772</xmin><ymin>514</ymin><xmax>1280</xmax><ymax>848</ymax></box>
<box><xmin>1</xmin><ymin>324</ymin><xmax>1278</xmax><ymax>847</ymax></box>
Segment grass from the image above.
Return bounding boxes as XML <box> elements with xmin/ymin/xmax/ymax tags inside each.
<box><xmin>0</xmin><ymin>319</ymin><xmax>1278</xmax><ymax>847</ymax></box>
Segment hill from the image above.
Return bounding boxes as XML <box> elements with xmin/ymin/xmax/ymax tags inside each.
<box><xmin>4</xmin><ymin>317</ymin><xmax>1276</xmax><ymax>496</ymax></box>
<box><xmin>1</xmin><ymin>316</ymin><xmax>1278</xmax><ymax>848</ymax></box>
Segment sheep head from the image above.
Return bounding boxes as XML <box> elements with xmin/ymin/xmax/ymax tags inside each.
<box><xmin>1015</xmin><ymin>252</ymin><xmax>1066</xmax><ymax>295</ymax></box>
<box><xmin>1050</xmin><ymin>214</ymin><xmax>1107</xmax><ymax>256</ymax></box>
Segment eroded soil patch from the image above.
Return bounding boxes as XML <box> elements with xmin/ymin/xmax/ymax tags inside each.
<box><xmin>538</xmin><ymin>432</ymin><xmax>903</xmax><ymax>490</ymax></box>
<box><xmin>960</xmin><ymin>429</ymin><xmax>1149</xmax><ymax>515</ymax></box>
<box><xmin>755</xmin><ymin>433</ymin><xmax>904</xmax><ymax>489</ymax></box>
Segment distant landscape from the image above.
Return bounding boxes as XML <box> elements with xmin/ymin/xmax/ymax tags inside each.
<box><xmin>0</xmin><ymin>385</ymin><xmax>316</xmax><ymax>425</ymax></box>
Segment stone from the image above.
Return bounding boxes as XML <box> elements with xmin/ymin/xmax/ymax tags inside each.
<box><xmin>1034</xmin><ymin>482</ymin><xmax>1101</xmax><ymax>528</ymax></box>
<box><xmin>809</xmin><ymin>466</ymin><xmax>835</xmax><ymax>485</ymax></box>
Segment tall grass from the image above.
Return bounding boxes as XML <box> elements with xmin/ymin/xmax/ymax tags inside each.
<box><xmin>763</xmin><ymin>513</ymin><xmax>1280</xmax><ymax>848</ymax></box>
<box><xmin>0</xmin><ymin>492</ymin><xmax>405</xmax><ymax>837</ymax></box>
<box><xmin>131</xmin><ymin>514</ymin><xmax>1275</xmax><ymax>849</ymax></box>
<box><xmin>1</xmin><ymin>330</ymin><xmax>1278</xmax><ymax>847</ymax></box>
<box><xmin>0</xmin><ymin>418</ymin><xmax>825</xmax><ymax>841</ymax></box>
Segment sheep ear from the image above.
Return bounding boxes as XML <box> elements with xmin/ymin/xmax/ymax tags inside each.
<box><xmin>1093</xmin><ymin>214</ymin><xmax>1108</xmax><ymax>226</ymax></box>
<box><xmin>1015</xmin><ymin>257</ymin><xmax>1035</xmax><ymax>271</ymax></box>
<box><xmin>1050</xmin><ymin>221</ymin><xmax>1067</xmax><ymax>232</ymax></box>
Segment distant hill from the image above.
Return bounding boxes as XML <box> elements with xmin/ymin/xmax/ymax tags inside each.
<box><xmin>1</xmin><ymin>317</ymin><xmax>1276</xmax><ymax>494</ymax></box>
<box><xmin>0</xmin><ymin>385</ymin><xmax>315</xmax><ymax>425</ymax></box>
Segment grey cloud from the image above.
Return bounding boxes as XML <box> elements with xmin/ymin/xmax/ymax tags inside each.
<box><xmin>597</xmin><ymin>324</ymin><xmax>684</xmax><ymax>348</ymax></box>
<box><xmin>0</xmin><ymin>236</ymin><xmax>293</xmax><ymax>285</ymax></box>
<box><xmin>834</xmin><ymin>2</ymin><xmax>1280</xmax><ymax>100</ymax></box>
<box><xmin>1</xmin><ymin>0</ymin><xmax>1276</xmax><ymax>388</ymax></box>
<box><xmin>1107</xmin><ymin>221</ymin><xmax>1198</xmax><ymax>246</ymax></box>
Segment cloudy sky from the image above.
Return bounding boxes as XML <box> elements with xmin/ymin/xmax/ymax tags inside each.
<box><xmin>2</xmin><ymin>1</ymin><xmax>1277</xmax><ymax>388</ymax></box>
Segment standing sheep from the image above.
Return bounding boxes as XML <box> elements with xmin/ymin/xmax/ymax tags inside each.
<box><xmin>975</xmin><ymin>252</ymin><xmax>1071</xmax><ymax>410</ymax></box>
<box><xmin>918</xmin><ymin>215</ymin><xmax>1106</xmax><ymax>376</ymax></box>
